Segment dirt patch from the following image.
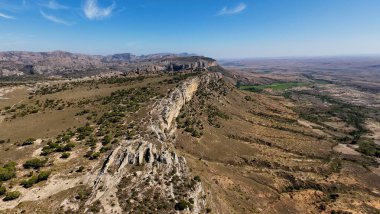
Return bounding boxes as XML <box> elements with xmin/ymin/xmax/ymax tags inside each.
<box><xmin>0</xmin><ymin>86</ymin><xmax>24</xmax><ymax>100</ymax></box>
<box><xmin>324</xmin><ymin>121</ymin><xmax>356</xmax><ymax>132</ymax></box>
<box><xmin>333</xmin><ymin>144</ymin><xmax>361</xmax><ymax>155</ymax></box>
<box><xmin>298</xmin><ymin>119</ymin><xmax>322</xmax><ymax>129</ymax></box>
<box><xmin>0</xmin><ymin>174</ymin><xmax>90</xmax><ymax>211</ymax></box>
<box><xmin>370</xmin><ymin>166</ymin><xmax>380</xmax><ymax>177</ymax></box>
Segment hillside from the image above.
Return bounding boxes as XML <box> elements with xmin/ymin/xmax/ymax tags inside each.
<box><xmin>0</xmin><ymin>57</ymin><xmax>379</xmax><ymax>213</ymax></box>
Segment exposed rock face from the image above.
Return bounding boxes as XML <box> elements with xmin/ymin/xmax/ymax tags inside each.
<box><xmin>0</xmin><ymin>51</ymin><xmax>217</xmax><ymax>77</ymax></box>
<box><xmin>164</xmin><ymin>57</ymin><xmax>218</xmax><ymax>72</ymax></box>
<box><xmin>60</xmin><ymin>73</ymin><xmax>221</xmax><ymax>213</ymax></box>
<box><xmin>150</xmin><ymin>77</ymin><xmax>201</xmax><ymax>141</ymax></box>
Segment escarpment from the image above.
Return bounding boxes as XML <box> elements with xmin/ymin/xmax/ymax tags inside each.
<box><xmin>59</xmin><ymin>73</ymin><xmax>221</xmax><ymax>213</ymax></box>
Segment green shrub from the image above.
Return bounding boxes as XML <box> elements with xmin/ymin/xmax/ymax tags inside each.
<box><xmin>175</xmin><ymin>200</ymin><xmax>192</xmax><ymax>211</ymax></box>
<box><xmin>76</xmin><ymin>109</ymin><xmax>90</xmax><ymax>116</ymax></box>
<box><xmin>3</xmin><ymin>191</ymin><xmax>21</xmax><ymax>201</ymax></box>
<box><xmin>61</xmin><ymin>152</ymin><xmax>70</xmax><ymax>159</ymax></box>
<box><xmin>102</xmin><ymin>135</ymin><xmax>112</xmax><ymax>145</ymax></box>
<box><xmin>0</xmin><ymin>162</ymin><xmax>17</xmax><ymax>181</ymax></box>
<box><xmin>75</xmin><ymin>189</ymin><xmax>91</xmax><ymax>200</ymax></box>
<box><xmin>86</xmin><ymin>136</ymin><xmax>97</xmax><ymax>147</ymax></box>
<box><xmin>62</xmin><ymin>143</ymin><xmax>75</xmax><ymax>151</ymax></box>
<box><xmin>76</xmin><ymin>166</ymin><xmax>85</xmax><ymax>173</ymax></box>
<box><xmin>21</xmin><ymin>176</ymin><xmax>38</xmax><ymax>188</ymax></box>
<box><xmin>358</xmin><ymin>141</ymin><xmax>380</xmax><ymax>157</ymax></box>
<box><xmin>23</xmin><ymin>158</ymin><xmax>48</xmax><ymax>169</ymax></box>
<box><xmin>0</xmin><ymin>185</ymin><xmax>6</xmax><ymax>195</ymax></box>
<box><xmin>21</xmin><ymin>171</ymin><xmax>51</xmax><ymax>188</ymax></box>
<box><xmin>193</xmin><ymin>176</ymin><xmax>201</xmax><ymax>182</ymax></box>
<box><xmin>100</xmin><ymin>146</ymin><xmax>111</xmax><ymax>153</ymax></box>
<box><xmin>37</xmin><ymin>171</ymin><xmax>51</xmax><ymax>181</ymax></box>
<box><xmin>89</xmin><ymin>152</ymin><xmax>100</xmax><ymax>160</ymax></box>
<box><xmin>76</xmin><ymin>124</ymin><xmax>94</xmax><ymax>139</ymax></box>
<box><xmin>21</xmin><ymin>138</ymin><xmax>36</xmax><ymax>146</ymax></box>
<box><xmin>191</xmin><ymin>129</ymin><xmax>202</xmax><ymax>138</ymax></box>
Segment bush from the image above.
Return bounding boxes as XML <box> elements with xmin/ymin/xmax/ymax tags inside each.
<box><xmin>61</xmin><ymin>152</ymin><xmax>70</xmax><ymax>159</ymax></box>
<box><xmin>3</xmin><ymin>191</ymin><xmax>21</xmax><ymax>201</ymax></box>
<box><xmin>63</xmin><ymin>142</ymin><xmax>76</xmax><ymax>151</ymax></box>
<box><xmin>75</xmin><ymin>189</ymin><xmax>91</xmax><ymax>200</ymax></box>
<box><xmin>0</xmin><ymin>162</ymin><xmax>17</xmax><ymax>181</ymax></box>
<box><xmin>102</xmin><ymin>135</ymin><xmax>112</xmax><ymax>145</ymax></box>
<box><xmin>357</xmin><ymin>141</ymin><xmax>380</xmax><ymax>157</ymax></box>
<box><xmin>193</xmin><ymin>176</ymin><xmax>201</xmax><ymax>182</ymax></box>
<box><xmin>76</xmin><ymin>124</ymin><xmax>94</xmax><ymax>139</ymax></box>
<box><xmin>76</xmin><ymin>166</ymin><xmax>85</xmax><ymax>173</ymax></box>
<box><xmin>0</xmin><ymin>185</ymin><xmax>6</xmax><ymax>195</ymax></box>
<box><xmin>37</xmin><ymin>171</ymin><xmax>51</xmax><ymax>181</ymax></box>
<box><xmin>21</xmin><ymin>171</ymin><xmax>51</xmax><ymax>188</ymax></box>
<box><xmin>21</xmin><ymin>176</ymin><xmax>38</xmax><ymax>188</ymax></box>
<box><xmin>21</xmin><ymin>138</ymin><xmax>35</xmax><ymax>146</ymax></box>
<box><xmin>100</xmin><ymin>146</ymin><xmax>111</xmax><ymax>153</ymax></box>
<box><xmin>175</xmin><ymin>200</ymin><xmax>192</xmax><ymax>211</ymax></box>
<box><xmin>23</xmin><ymin>158</ymin><xmax>48</xmax><ymax>169</ymax></box>
<box><xmin>89</xmin><ymin>152</ymin><xmax>100</xmax><ymax>160</ymax></box>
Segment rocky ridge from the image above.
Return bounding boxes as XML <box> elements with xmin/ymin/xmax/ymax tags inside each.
<box><xmin>59</xmin><ymin>73</ymin><xmax>220</xmax><ymax>213</ymax></box>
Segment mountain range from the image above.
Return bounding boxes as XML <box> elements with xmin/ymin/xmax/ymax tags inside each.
<box><xmin>0</xmin><ymin>51</ymin><xmax>215</xmax><ymax>77</ymax></box>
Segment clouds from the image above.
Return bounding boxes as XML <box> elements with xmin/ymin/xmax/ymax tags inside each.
<box><xmin>217</xmin><ymin>3</ymin><xmax>247</xmax><ymax>16</ymax></box>
<box><xmin>40</xmin><ymin>11</ymin><xmax>73</xmax><ymax>26</ymax></box>
<box><xmin>39</xmin><ymin>1</ymin><xmax>72</xmax><ymax>25</ymax></box>
<box><xmin>2</xmin><ymin>1</ymin><xmax>247</xmax><ymax>25</ymax></box>
<box><xmin>0</xmin><ymin>12</ymin><xmax>15</xmax><ymax>19</ymax></box>
<box><xmin>83</xmin><ymin>0</ymin><xmax>115</xmax><ymax>20</ymax></box>
<box><xmin>41</xmin><ymin>0</ymin><xmax>68</xmax><ymax>10</ymax></box>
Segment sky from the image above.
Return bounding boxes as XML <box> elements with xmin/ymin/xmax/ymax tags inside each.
<box><xmin>0</xmin><ymin>0</ymin><xmax>380</xmax><ymax>59</ymax></box>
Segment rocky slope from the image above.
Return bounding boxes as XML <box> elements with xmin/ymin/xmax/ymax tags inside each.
<box><xmin>0</xmin><ymin>51</ymin><xmax>217</xmax><ymax>77</ymax></box>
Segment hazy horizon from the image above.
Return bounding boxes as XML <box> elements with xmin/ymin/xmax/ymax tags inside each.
<box><xmin>1</xmin><ymin>0</ymin><xmax>380</xmax><ymax>58</ymax></box>
<box><xmin>2</xmin><ymin>49</ymin><xmax>380</xmax><ymax>61</ymax></box>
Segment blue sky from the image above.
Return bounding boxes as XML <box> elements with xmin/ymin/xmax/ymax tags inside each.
<box><xmin>0</xmin><ymin>0</ymin><xmax>379</xmax><ymax>59</ymax></box>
